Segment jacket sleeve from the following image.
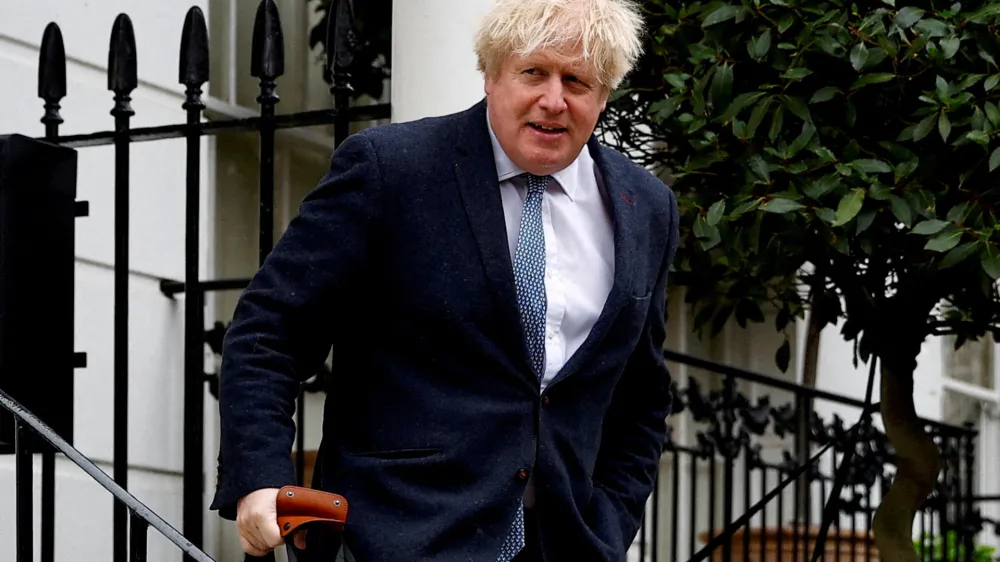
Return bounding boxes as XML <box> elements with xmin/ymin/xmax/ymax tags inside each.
<box><xmin>586</xmin><ymin>187</ymin><xmax>679</xmax><ymax>551</ymax></box>
<box><xmin>209</xmin><ymin>132</ymin><xmax>383</xmax><ymax>520</ymax></box>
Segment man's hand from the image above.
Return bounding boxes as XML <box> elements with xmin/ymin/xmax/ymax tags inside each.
<box><xmin>236</xmin><ymin>488</ymin><xmax>307</xmax><ymax>555</ymax></box>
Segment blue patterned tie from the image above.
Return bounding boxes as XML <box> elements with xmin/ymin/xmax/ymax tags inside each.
<box><xmin>497</xmin><ymin>173</ymin><xmax>550</xmax><ymax>562</ymax></box>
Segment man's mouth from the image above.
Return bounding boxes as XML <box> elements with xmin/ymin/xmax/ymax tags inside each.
<box><xmin>528</xmin><ymin>122</ymin><xmax>567</xmax><ymax>134</ymax></box>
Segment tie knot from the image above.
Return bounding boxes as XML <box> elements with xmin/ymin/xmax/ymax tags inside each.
<box><xmin>522</xmin><ymin>174</ymin><xmax>551</xmax><ymax>194</ymax></box>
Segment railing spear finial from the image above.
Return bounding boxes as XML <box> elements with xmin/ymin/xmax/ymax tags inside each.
<box><xmin>38</xmin><ymin>22</ymin><xmax>67</xmax><ymax>136</ymax></box>
<box><xmin>108</xmin><ymin>13</ymin><xmax>138</xmax><ymax>117</ymax></box>
<box><xmin>250</xmin><ymin>0</ymin><xmax>285</xmax><ymax>90</ymax></box>
<box><xmin>179</xmin><ymin>6</ymin><xmax>209</xmax><ymax>110</ymax></box>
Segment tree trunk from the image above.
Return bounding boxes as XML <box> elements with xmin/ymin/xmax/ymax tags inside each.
<box><xmin>795</xmin><ymin>296</ymin><xmax>823</xmax><ymax>521</ymax></box>
<box><xmin>871</xmin><ymin>359</ymin><xmax>942</xmax><ymax>561</ymax></box>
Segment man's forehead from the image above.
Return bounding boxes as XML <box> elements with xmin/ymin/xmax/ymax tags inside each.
<box><xmin>513</xmin><ymin>46</ymin><xmax>597</xmax><ymax>75</ymax></box>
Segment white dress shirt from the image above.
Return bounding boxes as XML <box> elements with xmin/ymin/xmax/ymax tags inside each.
<box><xmin>486</xmin><ymin>114</ymin><xmax>616</xmax><ymax>392</ymax></box>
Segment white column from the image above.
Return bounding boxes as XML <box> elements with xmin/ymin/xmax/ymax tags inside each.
<box><xmin>391</xmin><ymin>0</ymin><xmax>495</xmax><ymax>123</ymax></box>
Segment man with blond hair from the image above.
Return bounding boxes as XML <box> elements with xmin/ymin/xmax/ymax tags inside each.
<box><xmin>210</xmin><ymin>0</ymin><xmax>679</xmax><ymax>560</ymax></box>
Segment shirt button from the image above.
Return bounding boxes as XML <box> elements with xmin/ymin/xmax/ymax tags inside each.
<box><xmin>518</xmin><ymin>468</ymin><xmax>530</xmax><ymax>481</ymax></box>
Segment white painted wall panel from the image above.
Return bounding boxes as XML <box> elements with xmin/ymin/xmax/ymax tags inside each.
<box><xmin>0</xmin><ymin>457</ymin><xmax>184</xmax><ymax>562</ymax></box>
<box><xmin>391</xmin><ymin>0</ymin><xmax>494</xmax><ymax>122</ymax></box>
<box><xmin>0</xmin><ymin>0</ymin><xmax>208</xmax><ymax>97</ymax></box>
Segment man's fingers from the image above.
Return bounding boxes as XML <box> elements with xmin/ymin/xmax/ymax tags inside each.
<box><xmin>254</xmin><ymin>514</ymin><xmax>285</xmax><ymax>550</ymax></box>
<box><xmin>239</xmin><ymin>535</ymin><xmax>268</xmax><ymax>557</ymax></box>
<box><xmin>293</xmin><ymin>529</ymin><xmax>308</xmax><ymax>550</ymax></box>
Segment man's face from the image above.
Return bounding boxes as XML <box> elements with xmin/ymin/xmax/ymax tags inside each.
<box><xmin>484</xmin><ymin>45</ymin><xmax>609</xmax><ymax>176</ymax></box>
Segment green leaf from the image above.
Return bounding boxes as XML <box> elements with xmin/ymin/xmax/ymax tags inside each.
<box><xmin>869</xmin><ymin>184</ymin><xmax>893</xmax><ymax>200</ymax></box>
<box><xmin>748</xmin><ymin>29</ymin><xmax>772</xmax><ymax>59</ymax></box>
<box><xmin>986</xmin><ymin>74</ymin><xmax>1000</xmax><ymax>92</ymax></box>
<box><xmin>702</xmin><ymin>5</ymin><xmax>742</xmax><ymax>27</ymax></box>
<box><xmin>850</xmin><ymin>42</ymin><xmax>869</xmax><ymax>71</ymax></box>
<box><xmin>775</xmin><ymin>339</ymin><xmax>790</xmax><ymax>373</ymax></box>
<box><xmin>774</xmin><ymin>12</ymin><xmax>794</xmax><ymax>32</ymax></box>
<box><xmin>746</xmin><ymin>96</ymin><xmax>773</xmax><ymax>138</ymax></box>
<box><xmin>769</xmin><ymin>105</ymin><xmax>785</xmax><ymax>142</ymax></box>
<box><xmin>895</xmin><ymin>159</ymin><xmax>919</xmax><ymax>182</ymax></box>
<box><xmin>939</xmin><ymin>241</ymin><xmax>979</xmax><ymax>269</ymax></box>
<box><xmin>889</xmin><ymin>195</ymin><xmax>913</xmax><ymax>226</ymax></box>
<box><xmin>784</xmin><ymin>68</ymin><xmax>813</xmax><ymax>81</ymax></box>
<box><xmin>925</xmin><ymin>227</ymin><xmax>964</xmax><ymax>252</ymax></box>
<box><xmin>990</xmin><ymin>147</ymin><xmax>1000</xmax><ymax>171</ymax></box>
<box><xmin>913</xmin><ymin>113</ymin><xmax>938</xmax><ymax>141</ymax></box>
<box><xmin>715</xmin><ymin>91</ymin><xmax>767</xmax><ymax>122</ymax></box>
<box><xmin>760</xmin><ymin>198</ymin><xmax>805</xmax><ymax>214</ymax></box>
<box><xmin>895</xmin><ymin>6</ymin><xmax>925</xmax><ymax>27</ymax></box>
<box><xmin>912</xmin><ymin>219</ymin><xmax>949</xmax><ymax>235</ymax></box>
<box><xmin>851</xmin><ymin>73</ymin><xmax>895</xmax><ymax>90</ymax></box>
<box><xmin>985</xmin><ymin>102</ymin><xmax>1000</xmax><ymax>127</ymax></box>
<box><xmin>981</xmin><ymin>245</ymin><xmax>1000</xmax><ymax>279</ymax></box>
<box><xmin>749</xmin><ymin>154</ymin><xmax>770</xmax><ymax>181</ymax></box>
<box><xmin>940</xmin><ymin>37</ymin><xmax>961</xmax><ymax>59</ymax></box>
<box><xmin>936</xmin><ymin>75</ymin><xmax>950</xmax><ymax>99</ymax></box>
<box><xmin>856</xmin><ymin>210</ymin><xmax>877</xmax><ymax>234</ymax></box>
<box><xmin>783</xmin><ymin>96</ymin><xmax>811</xmax><ymax>122</ymax></box>
<box><xmin>804</xmin><ymin>174</ymin><xmax>841</xmax><ymax>200</ymax></box>
<box><xmin>852</xmin><ymin>159</ymin><xmax>892</xmax><ymax>174</ymax></box>
<box><xmin>707</xmin><ymin>199</ymin><xmax>726</xmax><ymax>227</ymax></box>
<box><xmin>939</xmin><ymin>112</ymin><xmax>952</xmax><ymax>141</ymax></box>
<box><xmin>966</xmin><ymin>130</ymin><xmax>990</xmax><ymax>146</ymax></box>
<box><xmin>810</xmin><ymin>87</ymin><xmax>841</xmax><ymax>103</ymax></box>
<box><xmin>832</xmin><ymin>188</ymin><xmax>866</xmax><ymax>226</ymax></box>
<box><xmin>710</xmin><ymin>62</ymin><xmax>734</xmax><ymax>112</ymax></box>
<box><xmin>815</xmin><ymin>207</ymin><xmax>837</xmax><ymax>224</ymax></box>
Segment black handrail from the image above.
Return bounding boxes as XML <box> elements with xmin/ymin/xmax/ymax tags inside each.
<box><xmin>0</xmin><ymin>388</ymin><xmax>216</xmax><ymax>562</ymax></box>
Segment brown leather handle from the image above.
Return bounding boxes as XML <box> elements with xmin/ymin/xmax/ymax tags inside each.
<box><xmin>275</xmin><ymin>485</ymin><xmax>349</xmax><ymax>538</ymax></box>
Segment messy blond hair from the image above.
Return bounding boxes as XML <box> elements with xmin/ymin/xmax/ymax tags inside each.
<box><xmin>473</xmin><ymin>0</ymin><xmax>645</xmax><ymax>90</ymax></box>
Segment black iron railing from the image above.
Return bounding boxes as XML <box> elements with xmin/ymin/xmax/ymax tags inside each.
<box><xmin>0</xmin><ymin>388</ymin><xmax>216</xmax><ymax>562</ymax></box>
<box><xmin>629</xmin><ymin>349</ymin><xmax>985</xmax><ymax>562</ymax></box>
<box><xmin>1</xmin><ymin>2</ymin><xmax>386</xmax><ymax>562</ymax></box>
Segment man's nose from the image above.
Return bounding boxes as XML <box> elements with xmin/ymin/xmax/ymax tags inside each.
<box><xmin>537</xmin><ymin>79</ymin><xmax>568</xmax><ymax>112</ymax></box>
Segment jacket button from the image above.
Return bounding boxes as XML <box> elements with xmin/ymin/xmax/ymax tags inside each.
<box><xmin>541</xmin><ymin>395</ymin><xmax>550</xmax><ymax>407</ymax></box>
<box><xmin>518</xmin><ymin>468</ymin><xmax>530</xmax><ymax>480</ymax></box>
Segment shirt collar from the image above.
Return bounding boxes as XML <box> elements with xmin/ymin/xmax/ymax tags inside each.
<box><xmin>486</xmin><ymin>110</ymin><xmax>587</xmax><ymax>202</ymax></box>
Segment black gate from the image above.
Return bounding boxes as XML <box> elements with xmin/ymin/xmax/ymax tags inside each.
<box><xmin>0</xmin><ymin>1</ymin><xmax>387</xmax><ymax>561</ymax></box>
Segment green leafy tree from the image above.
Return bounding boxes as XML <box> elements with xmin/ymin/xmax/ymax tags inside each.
<box><xmin>601</xmin><ymin>1</ymin><xmax>1000</xmax><ymax>559</ymax></box>
<box><xmin>307</xmin><ymin>0</ymin><xmax>391</xmax><ymax>101</ymax></box>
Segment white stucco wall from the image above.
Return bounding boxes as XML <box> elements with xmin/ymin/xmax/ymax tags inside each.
<box><xmin>0</xmin><ymin>1</ymin><xmax>214</xmax><ymax>561</ymax></box>
<box><xmin>391</xmin><ymin>0</ymin><xmax>494</xmax><ymax>123</ymax></box>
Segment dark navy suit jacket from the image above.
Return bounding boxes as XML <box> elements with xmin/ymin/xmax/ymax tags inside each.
<box><xmin>210</xmin><ymin>100</ymin><xmax>679</xmax><ymax>561</ymax></box>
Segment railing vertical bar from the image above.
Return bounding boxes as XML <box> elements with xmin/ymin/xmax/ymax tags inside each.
<box><xmin>108</xmin><ymin>13</ymin><xmax>138</xmax><ymax>562</ymax></box>
<box><xmin>41</xmin><ymin>452</ymin><xmax>55</xmax><ymax>562</ymax></box>
<box><xmin>651</xmin><ymin>468</ymin><xmax>659</xmax><ymax>562</ymax></box>
<box><xmin>849</xmin><ymin>485</ymin><xmax>856</xmax><ymax>562</ymax></box>
<box><xmin>721</xmin><ymin>375</ymin><xmax>734</xmax><ymax>562</ymax></box>
<box><xmin>689</xmin><ymin>454</ymin><xmax>698</xmax><ymax>558</ymax></box>
<box><xmin>179</xmin><ymin>8</ymin><xmax>210</xmax><ymax>561</ymax></box>
<box><xmin>38</xmin><ymin>24</ymin><xmax>66</xmax><ymax>562</ymax></box>
<box><xmin>15</xmin><ymin>420</ymin><xmax>34</xmax><ymax>562</ymax></box>
<box><xmin>671</xmin><ymin>452</ymin><xmax>679</xmax><ymax>562</ymax></box>
<box><xmin>776</xmin><ymin>468</ymin><xmax>784</xmax><ymax>562</ymax></box>
<box><xmin>709</xmin><ymin>452</ymin><xmax>717</xmax><ymax>552</ymax></box>
<box><xmin>830</xmin><ymin>452</ymin><xmax>838</xmax><ymax>562</ymax></box>
<box><xmin>742</xmin><ymin>446</ymin><xmax>750</xmax><ymax>562</ymax></box>
<box><xmin>759</xmin><ymin>468</ymin><xmax>767</xmax><ymax>560</ymax></box>
<box><xmin>962</xmin><ymin>427</ymin><xmax>975</xmax><ymax>562</ymax></box>
<box><xmin>249</xmin><ymin>2</ymin><xmax>284</xmax><ymax>560</ymax></box>
<box><xmin>130</xmin><ymin>511</ymin><xmax>149</xmax><ymax>562</ymax></box>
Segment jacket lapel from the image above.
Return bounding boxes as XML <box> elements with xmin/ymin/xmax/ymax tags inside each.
<box><xmin>451</xmin><ymin>101</ymin><xmax>535</xmax><ymax>377</ymax></box>
<box><xmin>549</xmin><ymin>136</ymin><xmax>637</xmax><ymax>388</ymax></box>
